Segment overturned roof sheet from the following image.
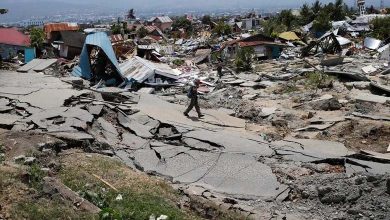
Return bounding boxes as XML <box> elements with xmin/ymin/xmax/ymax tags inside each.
<box><xmin>336</xmin><ymin>36</ymin><xmax>352</xmax><ymax>46</ymax></box>
<box><xmin>279</xmin><ymin>32</ymin><xmax>300</xmax><ymax>41</ymax></box>
<box><xmin>0</xmin><ymin>28</ymin><xmax>30</xmax><ymax>46</ymax></box>
<box><xmin>364</xmin><ymin>37</ymin><xmax>382</xmax><ymax>50</ymax></box>
<box><xmin>120</xmin><ymin>56</ymin><xmax>180</xmax><ymax>83</ymax></box>
<box><xmin>72</xmin><ymin>32</ymin><xmax>124</xmax><ymax>81</ymax></box>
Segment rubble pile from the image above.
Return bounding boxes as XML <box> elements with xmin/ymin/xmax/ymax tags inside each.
<box><xmin>1</xmin><ymin>7</ymin><xmax>390</xmax><ymax>220</ymax></box>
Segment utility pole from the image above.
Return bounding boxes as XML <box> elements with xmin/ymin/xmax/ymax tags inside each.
<box><xmin>380</xmin><ymin>0</ymin><xmax>385</xmax><ymax>10</ymax></box>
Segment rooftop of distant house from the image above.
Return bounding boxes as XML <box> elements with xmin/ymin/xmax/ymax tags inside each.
<box><xmin>0</xmin><ymin>28</ymin><xmax>30</xmax><ymax>47</ymax></box>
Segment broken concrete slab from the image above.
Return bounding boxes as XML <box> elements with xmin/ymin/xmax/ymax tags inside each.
<box><xmin>325</xmin><ymin>70</ymin><xmax>369</xmax><ymax>81</ymax></box>
<box><xmin>118</xmin><ymin>112</ymin><xmax>154</xmax><ymax>139</ymax></box>
<box><xmin>346</xmin><ymin>158</ymin><xmax>390</xmax><ymax>175</ymax></box>
<box><xmin>182</xmin><ymin>137</ymin><xmax>220</xmax><ymax>151</ymax></box>
<box><xmin>19</xmin><ymin>89</ymin><xmax>86</xmax><ymax>109</ymax></box>
<box><xmin>32</xmin><ymin>59</ymin><xmax>58</xmax><ymax>72</ymax></box>
<box><xmin>194</xmin><ymin>153</ymin><xmax>288</xmax><ymax>199</ymax></box>
<box><xmin>361</xmin><ymin>65</ymin><xmax>377</xmax><ymax>74</ymax></box>
<box><xmin>49</xmin><ymin>131</ymin><xmax>94</xmax><ymax>141</ymax></box>
<box><xmin>353</xmin><ymin>92</ymin><xmax>390</xmax><ymax>104</ymax></box>
<box><xmin>121</xmin><ymin>132</ymin><xmax>149</xmax><ymax>150</ymax></box>
<box><xmin>370</xmin><ymin>82</ymin><xmax>390</xmax><ymax>95</ymax></box>
<box><xmin>272</xmin><ymin>138</ymin><xmax>352</xmax><ymax>162</ymax></box>
<box><xmin>295</xmin><ymin>122</ymin><xmax>336</xmax><ymax>132</ymax></box>
<box><xmin>89</xmin><ymin>118</ymin><xmax>120</xmax><ymax>145</ymax></box>
<box><xmin>351</xmin><ymin>112</ymin><xmax>390</xmax><ymax>121</ymax></box>
<box><xmin>17</xmin><ymin>59</ymin><xmax>46</xmax><ymax>72</ymax></box>
<box><xmin>344</xmin><ymin>82</ymin><xmax>371</xmax><ymax>90</ymax></box>
<box><xmin>87</xmin><ymin>105</ymin><xmax>104</xmax><ymax>116</ymax></box>
<box><xmin>183</xmin><ymin>130</ymin><xmax>273</xmax><ymax>156</ymax></box>
<box><xmin>137</xmin><ymin>94</ymin><xmax>245</xmax><ymax>131</ymax></box>
<box><xmin>0</xmin><ymin>114</ymin><xmax>21</xmax><ymax>128</ymax></box>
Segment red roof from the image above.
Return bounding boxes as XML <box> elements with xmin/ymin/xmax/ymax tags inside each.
<box><xmin>0</xmin><ymin>28</ymin><xmax>30</xmax><ymax>46</ymax></box>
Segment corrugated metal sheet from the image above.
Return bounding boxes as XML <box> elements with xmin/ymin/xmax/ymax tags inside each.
<box><xmin>149</xmin><ymin>16</ymin><xmax>172</xmax><ymax>23</ymax></box>
<box><xmin>44</xmin><ymin>23</ymin><xmax>79</xmax><ymax>33</ymax></box>
<box><xmin>0</xmin><ymin>28</ymin><xmax>30</xmax><ymax>46</ymax></box>
<box><xmin>72</xmin><ymin>32</ymin><xmax>123</xmax><ymax>80</ymax></box>
<box><xmin>120</xmin><ymin>56</ymin><xmax>179</xmax><ymax>83</ymax></box>
<box><xmin>110</xmin><ymin>34</ymin><xmax>123</xmax><ymax>43</ymax></box>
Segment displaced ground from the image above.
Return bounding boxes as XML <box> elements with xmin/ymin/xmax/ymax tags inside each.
<box><xmin>0</xmin><ymin>53</ymin><xmax>390</xmax><ymax>220</ymax></box>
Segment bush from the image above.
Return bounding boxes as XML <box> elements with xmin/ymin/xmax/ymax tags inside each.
<box><xmin>370</xmin><ymin>17</ymin><xmax>390</xmax><ymax>40</ymax></box>
<box><xmin>235</xmin><ymin>47</ymin><xmax>254</xmax><ymax>72</ymax></box>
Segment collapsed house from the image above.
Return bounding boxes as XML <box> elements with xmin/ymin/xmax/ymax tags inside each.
<box><xmin>120</xmin><ymin>56</ymin><xmax>181</xmax><ymax>86</ymax></box>
<box><xmin>0</xmin><ymin>28</ymin><xmax>35</xmax><ymax>63</ymax></box>
<box><xmin>44</xmin><ymin>22</ymin><xmax>80</xmax><ymax>43</ymax></box>
<box><xmin>53</xmin><ymin>31</ymin><xmax>86</xmax><ymax>59</ymax></box>
<box><xmin>222</xmin><ymin>34</ymin><xmax>286</xmax><ymax>60</ymax></box>
<box><xmin>147</xmin><ymin>16</ymin><xmax>173</xmax><ymax>32</ymax></box>
<box><xmin>72</xmin><ymin>32</ymin><xmax>126</xmax><ymax>87</ymax></box>
<box><xmin>72</xmin><ymin>32</ymin><xmax>179</xmax><ymax>88</ymax></box>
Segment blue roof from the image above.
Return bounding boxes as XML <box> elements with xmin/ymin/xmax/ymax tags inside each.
<box><xmin>72</xmin><ymin>32</ymin><xmax>124</xmax><ymax>81</ymax></box>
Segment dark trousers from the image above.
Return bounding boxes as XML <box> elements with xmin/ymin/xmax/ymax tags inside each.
<box><xmin>184</xmin><ymin>97</ymin><xmax>201</xmax><ymax>116</ymax></box>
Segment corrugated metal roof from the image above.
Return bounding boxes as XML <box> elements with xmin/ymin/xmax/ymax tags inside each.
<box><xmin>120</xmin><ymin>56</ymin><xmax>179</xmax><ymax>83</ymax></box>
<box><xmin>149</xmin><ymin>16</ymin><xmax>172</xmax><ymax>23</ymax></box>
<box><xmin>0</xmin><ymin>28</ymin><xmax>30</xmax><ymax>46</ymax></box>
<box><xmin>72</xmin><ymin>32</ymin><xmax>124</xmax><ymax>80</ymax></box>
<box><xmin>44</xmin><ymin>23</ymin><xmax>79</xmax><ymax>33</ymax></box>
<box><xmin>110</xmin><ymin>34</ymin><xmax>124</xmax><ymax>43</ymax></box>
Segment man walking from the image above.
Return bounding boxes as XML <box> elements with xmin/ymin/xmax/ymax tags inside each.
<box><xmin>184</xmin><ymin>79</ymin><xmax>204</xmax><ymax>118</ymax></box>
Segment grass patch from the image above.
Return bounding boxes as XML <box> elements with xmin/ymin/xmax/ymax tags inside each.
<box><xmin>304</xmin><ymin>71</ymin><xmax>335</xmax><ymax>90</ymax></box>
<box><xmin>59</xmin><ymin>153</ymin><xmax>201</xmax><ymax>220</ymax></box>
<box><xmin>0</xmin><ymin>144</ymin><xmax>4</xmax><ymax>164</ymax></box>
<box><xmin>11</xmin><ymin>198</ymin><xmax>97</xmax><ymax>220</ymax></box>
<box><xmin>27</xmin><ymin>163</ymin><xmax>45</xmax><ymax>191</ymax></box>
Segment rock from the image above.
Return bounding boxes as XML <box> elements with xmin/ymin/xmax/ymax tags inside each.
<box><xmin>320</xmin><ymin>192</ymin><xmax>346</xmax><ymax>204</ymax></box>
<box><xmin>317</xmin><ymin>186</ymin><xmax>332</xmax><ymax>197</ymax></box>
<box><xmin>311</xmin><ymin>95</ymin><xmax>342</xmax><ymax>111</ymax></box>
<box><xmin>346</xmin><ymin>188</ymin><xmax>362</xmax><ymax>202</ymax></box>
<box><xmin>24</xmin><ymin>157</ymin><xmax>36</xmax><ymax>165</ymax></box>
<box><xmin>13</xmin><ymin>155</ymin><xmax>26</xmax><ymax>163</ymax></box>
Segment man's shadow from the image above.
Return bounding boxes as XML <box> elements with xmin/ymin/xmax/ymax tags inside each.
<box><xmin>186</xmin><ymin>116</ymin><xmax>200</xmax><ymax>121</ymax></box>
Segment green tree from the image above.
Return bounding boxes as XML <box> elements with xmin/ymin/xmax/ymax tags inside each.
<box><xmin>331</xmin><ymin>0</ymin><xmax>346</xmax><ymax>21</ymax></box>
<box><xmin>235</xmin><ymin>47</ymin><xmax>254</xmax><ymax>72</ymax></box>
<box><xmin>300</xmin><ymin>3</ymin><xmax>314</xmax><ymax>25</ymax></box>
<box><xmin>201</xmin><ymin>15</ymin><xmax>212</xmax><ymax>25</ymax></box>
<box><xmin>172</xmin><ymin>17</ymin><xmax>193</xmax><ymax>34</ymax></box>
<box><xmin>30</xmin><ymin>28</ymin><xmax>45</xmax><ymax>49</ymax></box>
<box><xmin>260</xmin><ymin>19</ymin><xmax>287</xmax><ymax>38</ymax></box>
<box><xmin>312</xmin><ymin>0</ymin><xmax>322</xmax><ymax>14</ymax></box>
<box><xmin>213</xmin><ymin>21</ymin><xmax>232</xmax><ymax>36</ymax></box>
<box><xmin>312</xmin><ymin>11</ymin><xmax>331</xmax><ymax>33</ymax></box>
<box><xmin>111</xmin><ymin>24</ymin><xmax>121</xmax><ymax>35</ymax></box>
<box><xmin>277</xmin><ymin>10</ymin><xmax>297</xmax><ymax>30</ymax></box>
<box><xmin>371</xmin><ymin>16</ymin><xmax>390</xmax><ymax>39</ymax></box>
<box><xmin>0</xmin><ymin>9</ymin><xmax>7</xmax><ymax>14</ymax></box>
<box><xmin>136</xmin><ymin>26</ymin><xmax>148</xmax><ymax>38</ymax></box>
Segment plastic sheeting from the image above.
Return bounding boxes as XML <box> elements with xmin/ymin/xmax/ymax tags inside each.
<box><xmin>72</xmin><ymin>32</ymin><xmax>124</xmax><ymax>81</ymax></box>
